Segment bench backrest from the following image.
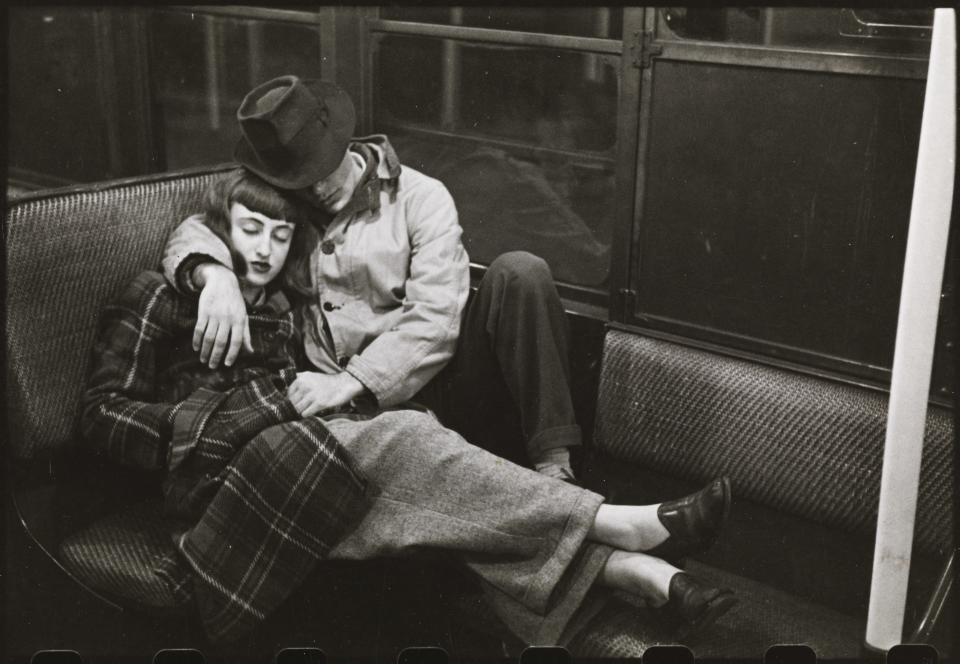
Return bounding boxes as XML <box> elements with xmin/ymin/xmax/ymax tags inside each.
<box><xmin>593</xmin><ymin>329</ymin><xmax>954</xmax><ymax>557</ymax></box>
<box><xmin>6</xmin><ymin>167</ymin><xmax>232</xmax><ymax>460</ymax></box>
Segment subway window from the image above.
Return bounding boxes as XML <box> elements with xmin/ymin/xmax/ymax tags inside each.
<box><xmin>657</xmin><ymin>7</ymin><xmax>933</xmax><ymax>58</ymax></box>
<box><xmin>150</xmin><ymin>9</ymin><xmax>324</xmax><ymax>170</ymax></box>
<box><xmin>371</xmin><ymin>12</ymin><xmax>621</xmax><ymax>291</ymax></box>
<box><xmin>630</xmin><ymin>6</ymin><xmax>947</xmax><ymax>391</ymax></box>
<box><xmin>5</xmin><ymin>5</ymin><xmax>951</xmax><ymax>393</ymax></box>
<box><xmin>8</xmin><ymin>8</ymin><xmax>116</xmax><ymax>188</ymax></box>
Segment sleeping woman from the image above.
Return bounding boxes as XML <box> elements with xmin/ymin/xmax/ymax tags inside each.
<box><xmin>81</xmin><ymin>167</ymin><xmax>737</xmax><ymax>646</ymax></box>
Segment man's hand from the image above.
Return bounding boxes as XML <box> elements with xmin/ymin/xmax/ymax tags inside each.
<box><xmin>288</xmin><ymin>371</ymin><xmax>366</xmax><ymax>417</ymax></box>
<box><xmin>192</xmin><ymin>263</ymin><xmax>253</xmax><ymax>368</ymax></box>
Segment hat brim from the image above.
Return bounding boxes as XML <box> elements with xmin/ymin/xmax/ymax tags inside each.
<box><xmin>235</xmin><ymin>80</ymin><xmax>355</xmax><ymax>191</ymax></box>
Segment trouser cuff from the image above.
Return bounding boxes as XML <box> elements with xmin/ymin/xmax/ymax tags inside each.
<box><xmin>527</xmin><ymin>424</ymin><xmax>582</xmax><ymax>457</ymax></box>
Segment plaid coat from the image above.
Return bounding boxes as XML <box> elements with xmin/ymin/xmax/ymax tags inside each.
<box><xmin>80</xmin><ymin>270</ymin><xmax>369</xmax><ymax>641</ymax></box>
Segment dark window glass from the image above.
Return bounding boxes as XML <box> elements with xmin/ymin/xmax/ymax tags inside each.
<box><xmin>374</xmin><ymin>36</ymin><xmax>444</xmax><ymax>125</ymax></box>
<box><xmin>375</xmin><ymin>35</ymin><xmax>618</xmax><ymax>288</ymax></box>
<box><xmin>379</xmin><ymin>7</ymin><xmax>623</xmax><ymax>40</ymax></box>
<box><xmin>149</xmin><ymin>11</ymin><xmax>322</xmax><ymax>170</ymax></box>
<box><xmin>658</xmin><ymin>7</ymin><xmax>932</xmax><ymax>58</ymax></box>
<box><xmin>8</xmin><ymin>8</ymin><xmax>111</xmax><ymax>186</ymax></box>
<box><xmin>636</xmin><ymin>60</ymin><xmax>927</xmax><ymax>369</ymax></box>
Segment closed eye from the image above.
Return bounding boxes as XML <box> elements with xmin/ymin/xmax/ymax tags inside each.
<box><xmin>241</xmin><ymin>220</ymin><xmax>263</xmax><ymax>234</ymax></box>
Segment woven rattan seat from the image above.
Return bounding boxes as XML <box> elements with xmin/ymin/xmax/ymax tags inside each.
<box><xmin>59</xmin><ymin>501</ymin><xmax>195</xmax><ymax>611</ymax></box>
<box><xmin>573</xmin><ymin>328</ymin><xmax>953</xmax><ymax>655</ymax></box>
<box><xmin>567</xmin><ymin>560</ymin><xmax>863</xmax><ymax>658</ymax></box>
<box><xmin>594</xmin><ymin>329</ymin><xmax>953</xmax><ymax>557</ymax></box>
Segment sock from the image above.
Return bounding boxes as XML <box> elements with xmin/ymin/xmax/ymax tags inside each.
<box><xmin>533</xmin><ymin>446</ymin><xmax>574</xmax><ymax>478</ymax></box>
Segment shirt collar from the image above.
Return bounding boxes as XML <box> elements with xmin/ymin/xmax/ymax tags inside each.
<box><xmin>333</xmin><ymin>142</ymin><xmax>383</xmax><ymax>220</ymax></box>
<box><xmin>305</xmin><ymin>138</ymin><xmax>402</xmax><ymax>227</ymax></box>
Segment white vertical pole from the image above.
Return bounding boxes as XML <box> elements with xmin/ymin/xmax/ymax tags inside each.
<box><xmin>865</xmin><ymin>8</ymin><xmax>956</xmax><ymax>652</ymax></box>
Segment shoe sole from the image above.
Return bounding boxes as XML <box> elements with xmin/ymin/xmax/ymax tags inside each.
<box><xmin>675</xmin><ymin>592</ymin><xmax>738</xmax><ymax>639</ymax></box>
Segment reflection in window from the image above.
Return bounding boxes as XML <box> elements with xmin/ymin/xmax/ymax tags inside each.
<box><xmin>658</xmin><ymin>7</ymin><xmax>932</xmax><ymax>57</ymax></box>
<box><xmin>380</xmin><ymin>6</ymin><xmax>623</xmax><ymax>41</ymax></box>
<box><xmin>850</xmin><ymin>9</ymin><xmax>933</xmax><ymax>27</ymax></box>
<box><xmin>375</xmin><ymin>36</ymin><xmax>618</xmax><ymax>288</ymax></box>
<box><xmin>150</xmin><ymin>10</ymin><xmax>323</xmax><ymax>170</ymax></box>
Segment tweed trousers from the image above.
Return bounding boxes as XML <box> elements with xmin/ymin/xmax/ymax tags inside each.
<box><xmin>324</xmin><ymin>409</ymin><xmax>613</xmax><ymax>645</ymax></box>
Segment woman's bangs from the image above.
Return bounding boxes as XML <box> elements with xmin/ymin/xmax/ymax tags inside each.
<box><xmin>232</xmin><ymin>177</ymin><xmax>297</xmax><ymax>222</ymax></box>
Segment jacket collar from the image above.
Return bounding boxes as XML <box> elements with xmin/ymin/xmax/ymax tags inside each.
<box><xmin>321</xmin><ymin>134</ymin><xmax>402</xmax><ymax>223</ymax></box>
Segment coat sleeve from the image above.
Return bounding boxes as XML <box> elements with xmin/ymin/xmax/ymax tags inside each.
<box><xmin>161</xmin><ymin>214</ymin><xmax>235</xmax><ymax>293</ymax></box>
<box><xmin>345</xmin><ymin>180</ymin><xmax>470</xmax><ymax>406</ymax></box>
<box><xmin>80</xmin><ymin>271</ymin><xmax>184</xmax><ymax>471</ymax></box>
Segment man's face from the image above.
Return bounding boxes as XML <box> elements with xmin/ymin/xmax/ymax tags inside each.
<box><xmin>302</xmin><ymin>150</ymin><xmax>358</xmax><ymax>213</ymax></box>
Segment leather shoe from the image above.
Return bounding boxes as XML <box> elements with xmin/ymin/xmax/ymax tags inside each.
<box><xmin>659</xmin><ymin>572</ymin><xmax>737</xmax><ymax>635</ymax></box>
<box><xmin>646</xmin><ymin>477</ymin><xmax>731</xmax><ymax>562</ymax></box>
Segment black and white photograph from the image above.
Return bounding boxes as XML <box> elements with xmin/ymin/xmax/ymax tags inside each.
<box><xmin>4</xmin><ymin>6</ymin><xmax>956</xmax><ymax>663</ymax></box>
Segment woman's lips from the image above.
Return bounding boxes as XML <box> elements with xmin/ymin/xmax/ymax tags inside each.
<box><xmin>250</xmin><ymin>261</ymin><xmax>271</xmax><ymax>273</ymax></box>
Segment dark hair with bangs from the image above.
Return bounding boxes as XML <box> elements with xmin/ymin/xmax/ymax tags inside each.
<box><xmin>202</xmin><ymin>168</ymin><xmax>318</xmax><ymax>298</ymax></box>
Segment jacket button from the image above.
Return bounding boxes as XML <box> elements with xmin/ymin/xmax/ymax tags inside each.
<box><xmin>321</xmin><ymin>240</ymin><xmax>335</xmax><ymax>255</ymax></box>
<box><xmin>323</xmin><ymin>302</ymin><xmax>335</xmax><ymax>312</ymax></box>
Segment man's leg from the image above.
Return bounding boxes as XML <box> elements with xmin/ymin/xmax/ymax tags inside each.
<box><xmin>436</xmin><ymin>251</ymin><xmax>582</xmax><ymax>479</ymax></box>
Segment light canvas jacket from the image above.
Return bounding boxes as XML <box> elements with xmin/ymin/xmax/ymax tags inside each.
<box><xmin>162</xmin><ymin>136</ymin><xmax>470</xmax><ymax>407</ymax></box>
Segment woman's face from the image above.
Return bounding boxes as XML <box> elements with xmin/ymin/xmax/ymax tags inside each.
<box><xmin>229</xmin><ymin>201</ymin><xmax>295</xmax><ymax>289</ymax></box>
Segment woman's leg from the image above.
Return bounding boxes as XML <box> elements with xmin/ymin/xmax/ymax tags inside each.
<box><xmin>588</xmin><ymin>477</ymin><xmax>731</xmax><ymax>562</ymax></box>
<box><xmin>323</xmin><ymin>410</ymin><xmax>609</xmax><ymax>626</ymax></box>
<box><xmin>593</xmin><ymin>550</ymin><xmax>738</xmax><ymax>635</ymax></box>
<box><xmin>589</xmin><ymin>504</ymin><xmax>670</xmax><ymax>552</ymax></box>
<box><xmin>322</xmin><ymin>411</ymin><xmax>731</xmax><ymax>641</ymax></box>
<box><xmin>597</xmin><ymin>550</ymin><xmax>678</xmax><ymax>605</ymax></box>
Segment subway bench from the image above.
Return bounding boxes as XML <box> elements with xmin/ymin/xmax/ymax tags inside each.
<box><xmin>6</xmin><ymin>167</ymin><xmax>955</xmax><ymax>659</ymax></box>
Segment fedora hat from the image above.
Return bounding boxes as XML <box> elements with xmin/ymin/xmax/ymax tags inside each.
<box><xmin>235</xmin><ymin>75</ymin><xmax>356</xmax><ymax>190</ymax></box>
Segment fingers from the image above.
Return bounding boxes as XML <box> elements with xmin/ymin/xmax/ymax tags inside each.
<box><xmin>243</xmin><ymin>320</ymin><xmax>254</xmax><ymax>354</ymax></box>
<box><xmin>193</xmin><ymin>314</ymin><xmax>208</xmax><ymax>353</ymax></box>
<box><xmin>288</xmin><ymin>377</ymin><xmax>328</xmax><ymax>417</ymax></box>
<box><xmin>288</xmin><ymin>380</ymin><xmax>302</xmax><ymax>403</ymax></box>
<box><xmin>199</xmin><ymin>320</ymin><xmax>218</xmax><ymax>364</ymax></box>
<box><xmin>208</xmin><ymin>323</ymin><xmax>232</xmax><ymax>368</ymax></box>
<box><xmin>290</xmin><ymin>393</ymin><xmax>322</xmax><ymax>417</ymax></box>
<box><xmin>301</xmin><ymin>401</ymin><xmax>324</xmax><ymax>417</ymax></box>
<box><xmin>223</xmin><ymin>319</ymin><xmax>245</xmax><ymax>367</ymax></box>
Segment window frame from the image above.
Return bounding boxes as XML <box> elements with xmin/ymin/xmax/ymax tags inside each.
<box><xmin>622</xmin><ymin>7</ymin><xmax>949</xmax><ymax>403</ymax></box>
<box><xmin>363</xmin><ymin>9</ymin><xmax>642</xmax><ymax>314</ymax></box>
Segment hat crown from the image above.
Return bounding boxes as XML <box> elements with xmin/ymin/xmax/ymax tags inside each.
<box><xmin>235</xmin><ymin>75</ymin><xmax>356</xmax><ymax>189</ymax></box>
<box><xmin>240</xmin><ymin>76</ymin><xmax>324</xmax><ymax>147</ymax></box>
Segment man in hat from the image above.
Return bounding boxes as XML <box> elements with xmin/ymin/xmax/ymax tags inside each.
<box><xmin>162</xmin><ymin>75</ymin><xmax>581</xmax><ymax>482</ymax></box>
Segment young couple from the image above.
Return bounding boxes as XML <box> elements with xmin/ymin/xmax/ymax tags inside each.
<box><xmin>81</xmin><ymin>75</ymin><xmax>738</xmax><ymax>645</ymax></box>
